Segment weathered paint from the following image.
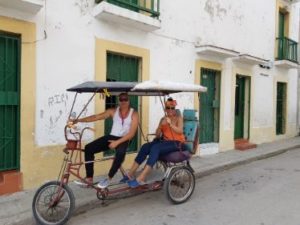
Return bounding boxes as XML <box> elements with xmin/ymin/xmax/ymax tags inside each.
<box><xmin>0</xmin><ymin>0</ymin><xmax>299</xmax><ymax>189</ymax></box>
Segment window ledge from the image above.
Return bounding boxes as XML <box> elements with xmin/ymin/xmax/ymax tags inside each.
<box><xmin>233</xmin><ymin>54</ymin><xmax>269</xmax><ymax>65</ymax></box>
<box><xmin>274</xmin><ymin>60</ymin><xmax>299</xmax><ymax>69</ymax></box>
<box><xmin>0</xmin><ymin>0</ymin><xmax>43</xmax><ymax>14</ymax></box>
<box><xmin>283</xmin><ymin>0</ymin><xmax>300</xmax><ymax>4</ymax></box>
<box><xmin>93</xmin><ymin>1</ymin><xmax>161</xmax><ymax>32</ymax></box>
<box><xmin>195</xmin><ymin>45</ymin><xmax>239</xmax><ymax>59</ymax></box>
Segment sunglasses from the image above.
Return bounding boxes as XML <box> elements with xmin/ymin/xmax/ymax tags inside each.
<box><xmin>119</xmin><ymin>97</ymin><xmax>129</xmax><ymax>102</ymax></box>
<box><xmin>165</xmin><ymin>106</ymin><xmax>175</xmax><ymax>110</ymax></box>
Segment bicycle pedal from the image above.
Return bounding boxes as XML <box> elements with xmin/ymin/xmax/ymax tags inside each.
<box><xmin>151</xmin><ymin>181</ymin><xmax>163</xmax><ymax>190</ymax></box>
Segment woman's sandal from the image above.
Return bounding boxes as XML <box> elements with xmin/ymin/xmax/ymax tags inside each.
<box><xmin>127</xmin><ymin>179</ymin><xmax>145</xmax><ymax>188</ymax></box>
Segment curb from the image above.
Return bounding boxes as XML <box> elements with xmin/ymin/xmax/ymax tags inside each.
<box><xmin>3</xmin><ymin>144</ymin><xmax>300</xmax><ymax>225</ymax></box>
<box><xmin>194</xmin><ymin>145</ymin><xmax>300</xmax><ymax>179</ymax></box>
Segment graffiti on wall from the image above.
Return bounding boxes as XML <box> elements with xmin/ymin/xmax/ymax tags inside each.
<box><xmin>40</xmin><ymin>93</ymin><xmax>70</xmax><ymax>130</ymax></box>
<box><xmin>38</xmin><ymin>92</ymin><xmax>91</xmax><ymax>145</ymax></box>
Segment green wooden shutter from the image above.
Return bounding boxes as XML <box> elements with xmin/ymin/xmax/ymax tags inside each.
<box><xmin>199</xmin><ymin>68</ymin><xmax>220</xmax><ymax>144</ymax></box>
<box><xmin>278</xmin><ymin>11</ymin><xmax>285</xmax><ymax>59</ymax></box>
<box><xmin>279</xmin><ymin>11</ymin><xmax>285</xmax><ymax>38</ymax></box>
<box><xmin>276</xmin><ymin>82</ymin><xmax>286</xmax><ymax>135</ymax></box>
<box><xmin>0</xmin><ymin>32</ymin><xmax>21</xmax><ymax>171</ymax></box>
<box><xmin>105</xmin><ymin>53</ymin><xmax>139</xmax><ymax>155</ymax></box>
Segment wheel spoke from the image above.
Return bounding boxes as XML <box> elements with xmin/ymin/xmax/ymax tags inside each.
<box><xmin>165</xmin><ymin>168</ymin><xmax>195</xmax><ymax>204</ymax></box>
<box><xmin>33</xmin><ymin>182</ymin><xmax>74</xmax><ymax>225</ymax></box>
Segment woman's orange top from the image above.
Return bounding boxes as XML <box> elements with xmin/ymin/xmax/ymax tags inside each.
<box><xmin>161</xmin><ymin>123</ymin><xmax>185</xmax><ymax>142</ymax></box>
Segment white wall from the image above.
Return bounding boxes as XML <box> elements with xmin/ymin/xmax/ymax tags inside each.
<box><xmin>196</xmin><ymin>0</ymin><xmax>276</xmax><ymax>59</ymax></box>
<box><xmin>0</xmin><ymin>0</ymin><xmax>299</xmax><ymax>146</ymax></box>
<box><xmin>252</xmin><ymin>69</ymin><xmax>274</xmax><ymax>128</ymax></box>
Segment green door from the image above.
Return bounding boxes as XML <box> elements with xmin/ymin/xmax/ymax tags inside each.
<box><xmin>278</xmin><ymin>11</ymin><xmax>285</xmax><ymax>59</ymax></box>
<box><xmin>105</xmin><ymin>52</ymin><xmax>139</xmax><ymax>154</ymax></box>
<box><xmin>279</xmin><ymin>11</ymin><xmax>285</xmax><ymax>38</ymax></box>
<box><xmin>0</xmin><ymin>32</ymin><xmax>21</xmax><ymax>171</ymax></box>
<box><xmin>234</xmin><ymin>76</ymin><xmax>246</xmax><ymax>139</ymax></box>
<box><xmin>199</xmin><ymin>68</ymin><xmax>220</xmax><ymax>144</ymax></box>
<box><xmin>276</xmin><ymin>82</ymin><xmax>286</xmax><ymax>135</ymax></box>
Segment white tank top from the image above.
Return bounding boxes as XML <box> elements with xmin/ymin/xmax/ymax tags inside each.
<box><xmin>110</xmin><ymin>107</ymin><xmax>134</xmax><ymax>137</ymax></box>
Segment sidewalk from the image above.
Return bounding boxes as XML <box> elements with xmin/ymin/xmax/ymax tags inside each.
<box><xmin>1</xmin><ymin>136</ymin><xmax>300</xmax><ymax>225</ymax></box>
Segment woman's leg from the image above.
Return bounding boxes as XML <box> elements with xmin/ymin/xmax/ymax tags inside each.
<box><xmin>135</xmin><ymin>165</ymin><xmax>152</xmax><ymax>183</ymax></box>
<box><xmin>128</xmin><ymin>141</ymin><xmax>157</xmax><ymax>177</ymax></box>
<box><xmin>136</xmin><ymin>141</ymin><xmax>180</xmax><ymax>183</ymax></box>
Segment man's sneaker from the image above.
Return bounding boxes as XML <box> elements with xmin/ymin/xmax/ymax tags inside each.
<box><xmin>97</xmin><ymin>178</ymin><xmax>110</xmax><ymax>189</ymax></box>
<box><xmin>74</xmin><ymin>178</ymin><xmax>93</xmax><ymax>187</ymax></box>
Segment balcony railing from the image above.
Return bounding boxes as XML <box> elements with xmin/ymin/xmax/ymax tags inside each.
<box><xmin>95</xmin><ymin>0</ymin><xmax>160</xmax><ymax>18</ymax></box>
<box><xmin>276</xmin><ymin>36</ymin><xmax>298</xmax><ymax>63</ymax></box>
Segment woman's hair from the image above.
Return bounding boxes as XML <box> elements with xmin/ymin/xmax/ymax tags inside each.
<box><xmin>165</xmin><ymin>97</ymin><xmax>177</xmax><ymax>107</ymax></box>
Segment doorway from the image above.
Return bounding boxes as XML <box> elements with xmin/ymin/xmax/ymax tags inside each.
<box><xmin>199</xmin><ymin>68</ymin><xmax>221</xmax><ymax>144</ymax></box>
<box><xmin>276</xmin><ymin>82</ymin><xmax>286</xmax><ymax>135</ymax></box>
<box><xmin>234</xmin><ymin>75</ymin><xmax>250</xmax><ymax>140</ymax></box>
<box><xmin>0</xmin><ymin>32</ymin><xmax>21</xmax><ymax>172</ymax></box>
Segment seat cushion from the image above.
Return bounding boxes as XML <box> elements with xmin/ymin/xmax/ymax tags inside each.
<box><xmin>159</xmin><ymin>150</ymin><xmax>191</xmax><ymax>163</ymax></box>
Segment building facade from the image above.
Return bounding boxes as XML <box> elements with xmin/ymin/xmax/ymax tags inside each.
<box><xmin>0</xmin><ymin>0</ymin><xmax>299</xmax><ymax>194</ymax></box>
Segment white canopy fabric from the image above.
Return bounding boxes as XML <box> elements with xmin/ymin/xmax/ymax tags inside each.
<box><xmin>131</xmin><ymin>80</ymin><xmax>207</xmax><ymax>93</ymax></box>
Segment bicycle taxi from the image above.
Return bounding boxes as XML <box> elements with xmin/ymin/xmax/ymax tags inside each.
<box><xmin>32</xmin><ymin>80</ymin><xmax>207</xmax><ymax>225</ymax></box>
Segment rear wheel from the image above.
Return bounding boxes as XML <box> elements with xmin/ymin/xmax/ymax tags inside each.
<box><xmin>32</xmin><ymin>181</ymin><xmax>75</xmax><ymax>225</ymax></box>
<box><xmin>164</xmin><ymin>167</ymin><xmax>195</xmax><ymax>204</ymax></box>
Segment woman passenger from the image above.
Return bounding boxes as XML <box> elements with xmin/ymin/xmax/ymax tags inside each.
<box><xmin>123</xmin><ymin>97</ymin><xmax>185</xmax><ymax>188</ymax></box>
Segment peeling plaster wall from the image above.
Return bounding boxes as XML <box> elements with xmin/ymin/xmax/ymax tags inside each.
<box><xmin>34</xmin><ymin>0</ymin><xmax>96</xmax><ymax>145</ymax></box>
<box><xmin>0</xmin><ymin>0</ymin><xmax>299</xmax><ymax>146</ymax></box>
<box><xmin>198</xmin><ymin>0</ymin><xmax>276</xmax><ymax>59</ymax></box>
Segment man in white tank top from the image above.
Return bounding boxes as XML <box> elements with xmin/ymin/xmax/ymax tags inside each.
<box><xmin>70</xmin><ymin>93</ymin><xmax>139</xmax><ymax>188</ymax></box>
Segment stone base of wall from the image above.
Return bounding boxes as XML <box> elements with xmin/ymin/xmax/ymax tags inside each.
<box><xmin>0</xmin><ymin>170</ymin><xmax>23</xmax><ymax>195</ymax></box>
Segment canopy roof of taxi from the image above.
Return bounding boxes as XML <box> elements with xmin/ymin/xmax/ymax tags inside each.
<box><xmin>67</xmin><ymin>80</ymin><xmax>207</xmax><ymax>96</ymax></box>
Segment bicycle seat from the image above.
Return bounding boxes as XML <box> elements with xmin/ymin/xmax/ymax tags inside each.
<box><xmin>159</xmin><ymin>150</ymin><xmax>191</xmax><ymax>163</ymax></box>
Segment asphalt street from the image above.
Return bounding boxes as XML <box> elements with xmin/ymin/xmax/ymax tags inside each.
<box><xmin>68</xmin><ymin>148</ymin><xmax>300</xmax><ymax>225</ymax></box>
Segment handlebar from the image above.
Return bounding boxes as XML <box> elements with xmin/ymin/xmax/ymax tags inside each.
<box><xmin>64</xmin><ymin>124</ymin><xmax>95</xmax><ymax>151</ymax></box>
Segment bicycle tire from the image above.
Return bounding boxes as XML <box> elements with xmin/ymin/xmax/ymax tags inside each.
<box><xmin>32</xmin><ymin>181</ymin><xmax>75</xmax><ymax>225</ymax></box>
<box><xmin>164</xmin><ymin>166</ymin><xmax>195</xmax><ymax>204</ymax></box>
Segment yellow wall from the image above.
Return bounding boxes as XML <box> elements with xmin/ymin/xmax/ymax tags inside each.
<box><xmin>276</xmin><ymin>0</ymin><xmax>290</xmax><ymax>36</ymax></box>
<box><xmin>0</xmin><ymin>16</ymin><xmax>65</xmax><ymax>189</ymax></box>
<box><xmin>273</xmin><ymin>71</ymin><xmax>292</xmax><ymax>141</ymax></box>
<box><xmin>233</xmin><ymin>67</ymin><xmax>284</xmax><ymax>145</ymax></box>
<box><xmin>194</xmin><ymin>60</ymin><xmax>235</xmax><ymax>151</ymax></box>
<box><xmin>275</xmin><ymin>0</ymin><xmax>290</xmax><ymax>57</ymax></box>
<box><xmin>233</xmin><ymin>67</ymin><xmax>254</xmax><ymax>140</ymax></box>
<box><xmin>0</xmin><ymin>18</ymin><xmax>151</xmax><ymax>189</ymax></box>
<box><xmin>194</xmin><ymin>60</ymin><xmax>291</xmax><ymax>151</ymax></box>
<box><xmin>94</xmin><ymin>38</ymin><xmax>150</xmax><ymax>174</ymax></box>
<box><xmin>194</xmin><ymin>59</ymin><xmax>222</xmax><ymax>110</ymax></box>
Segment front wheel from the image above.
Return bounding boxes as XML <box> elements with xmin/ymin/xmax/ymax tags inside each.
<box><xmin>32</xmin><ymin>181</ymin><xmax>75</xmax><ymax>225</ymax></box>
<box><xmin>164</xmin><ymin>167</ymin><xmax>195</xmax><ymax>204</ymax></box>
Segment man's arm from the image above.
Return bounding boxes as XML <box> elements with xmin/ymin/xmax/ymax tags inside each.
<box><xmin>108</xmin><ymin>111</ymin><xmax>139</xmax><ymax>149</ymax></box>
<box><xmin>72</xmin><ymin>108</ymin><xmax>115</xmax><ymax>123</ymax></box>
